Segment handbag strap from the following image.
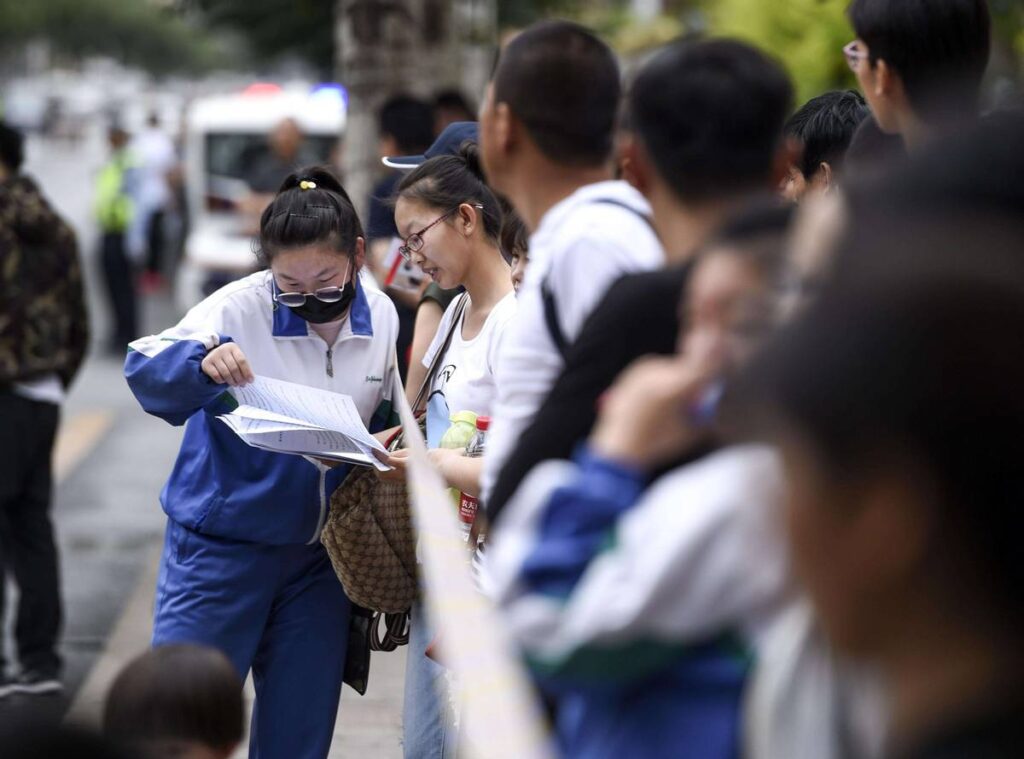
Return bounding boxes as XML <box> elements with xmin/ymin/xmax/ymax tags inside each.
<box><xmin>369</xmin><ymin>610</ymin><xmax>411</xmax><ymax>652</ymax></box>
<box><xmin>411</xmin><ymin>292</ymin><xmax>469</xmax><ymax>414</ymax></box>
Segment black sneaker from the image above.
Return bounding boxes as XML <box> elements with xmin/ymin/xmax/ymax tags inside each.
<box><xmin>10</xmin><ymin>670</ymin><xmax>63</xmax><ymax>696</ymax></box>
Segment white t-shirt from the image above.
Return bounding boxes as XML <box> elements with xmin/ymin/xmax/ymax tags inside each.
<box><xmin>481</xmin><ymin>180</ymin><xmax>664</xmax><ymax>500</ymax></box>
<box><xmin>423</xmin><ymin>291</ymin><xmax>517</xmax><ymax>447</ymax></box>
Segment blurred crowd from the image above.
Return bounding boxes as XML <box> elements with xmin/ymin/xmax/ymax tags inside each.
<box><xmin>1</xmin><ymin>0</ymin><xmax>1023</xmax><ymax>757</ymax></box>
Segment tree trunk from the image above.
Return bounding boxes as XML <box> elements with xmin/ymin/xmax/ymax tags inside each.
<box><xmin>335</xmin><ymin>0</ymin><xmax>495</xmax><ymax>222</ymax></box>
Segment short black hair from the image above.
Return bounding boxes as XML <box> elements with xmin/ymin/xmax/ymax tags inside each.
<box><xmin>628</xmin><ymin>37</ymin><xmax>793</xmax><ymax>203</ymax></box>
<box><xmin>848</xmin><ymin>0</ymin><xmax>991</xmax><ymax>120</ymax></box>
<box><xmin>493</xmin><ymin>20</ymin><xmax>620</xmax><ymax>167</ymax></box>
<box><xmin>499</xmin><ymin>208</ymin><xmax>528</xmax><ymax>262</ymax></box>
<box><xmin>378</xmin><ymin>95</ymin><xmax>435</xmax><ymax>154</ymax></box>
<box><xmin>433</xmin><ymin>89</ymin><xmax>475</xmax><ymax>118</ymax></box>
<box><xmin>103</xmin><ymin>644</ymin><xmax>244</xmax><ymax>752</ymax></box>
<box><xmin>0</xmin><ymin>121</ymin><xmax>25</xmax><ymax>173</ymax></box>
<box><xmin>257</xmin><ymin>165</ymin><xmax>364</xmax><ymax>266</ymax></box>
<box><xmin>785</xmin><ymin>90</ymin><xmax>869</xmax><ymax>179</ymax></box>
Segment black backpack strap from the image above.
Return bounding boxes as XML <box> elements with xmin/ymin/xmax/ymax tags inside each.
<box><xmin>538</xmin><ymin>198</ymin><xmax>656</xmax><ymax>359</ymax></box>
<box><xmin>541</xmin><ymin>276</ymin><xmax>570</xmax><ymax>359</ymax></box>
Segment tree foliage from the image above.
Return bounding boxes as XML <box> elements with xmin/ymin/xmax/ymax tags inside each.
<box><xmin>706</xmin><ymin>0</ymin><xmax>855</xmax><ymax>104</ymax></box>
<box><xmin>0</xmin><ymin>0</ymin><xmax>219</xmax><ymax>75</ymax></box>
<box><xmin>181</xmin><ymin>0</ymin><xmax>335</xmax><ymax>78</ymax></box>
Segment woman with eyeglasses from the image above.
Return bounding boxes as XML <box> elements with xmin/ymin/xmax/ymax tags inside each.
<box><xmin>124</xmin><ymin>166</ymin><xmax>400</xmax><ymax>759</ymax></box>
<box><xmin>389</xmin><ymin>141</ymin><xmax>516</xmax><ymax>758</ymax></box>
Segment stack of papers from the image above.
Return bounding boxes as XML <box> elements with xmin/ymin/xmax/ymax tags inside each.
<box><xmin>219</xmin><ymin>375</ymin><xmax>391</xmax><ymax>471</ymax></box>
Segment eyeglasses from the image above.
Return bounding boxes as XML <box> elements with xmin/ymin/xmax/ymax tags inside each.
<box><xmin>273</xmin><ymin>262</ymin><xmax>352</xmax><ymax>307</ymax></box>
<box><xmin>398</xmin><ymin>204</ymin><xmax>484</xmax><ymax>262</ymax></box>
<box><xmin>274</xmin><ymin>286</ymin><xmax>346</xmax><ymax>308</ymax></box>
<box><xmin>843</xmin><ymin>41</ymin><xmax>868</xmax><ymax>71</ymax></box>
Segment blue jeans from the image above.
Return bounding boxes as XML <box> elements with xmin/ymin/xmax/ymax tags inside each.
<box><xmin>403</xmin><ymin>603</ymin><xmax>457</xmax><ymax>758</ymax></box>
<box><xmin>153</xmin><ymin>519</ymin><xmax>351</xmax><ymax>759</ymax></box>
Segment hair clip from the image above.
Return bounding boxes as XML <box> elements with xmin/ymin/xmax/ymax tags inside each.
<box><xmin>288</xmin><ymin>213</ymin><xmax>317</xmax><ymax>219</ymax></box>
<box><xmin>299</xmin><ymin>180</ymin><xmax>317</xmax><ymax>190</ymax></box>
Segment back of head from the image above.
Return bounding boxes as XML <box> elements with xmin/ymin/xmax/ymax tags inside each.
<box><xmin>434</xmin><ymin>89</ymin><xmax>475</xmax><ymax>119</ymax></box>
<box><xmin>0</xmin><ymin>121</ymin><xmax>26</xmax><ymax>174</ymax></box>
<box><xmin>1</xmin><ymin>723</ymin><xmax>132</xmax><ymax>759</ymax></box>
<box><xmin>493</xmin><ymin>20</ymin><xmax>621</xmax><ymax>167</ymax></box>
<box><xmin>628</xmin><ymin>37</ymin><xmax>793</xmax><ymax>203</ymax></box>
<box><xmin>706</xmin><ymin>197</ymin><xmax>794</xmax><ymax>280</ymax></box>
<box><xmin>842</xmin><ymin>109</ymin><xmax>1024</xmax><ymax>247</ymax></box>
<box><xmin>378</xmin><ymin>95</ymin><xmax>435</xmax><ymax>154</ymax></box>
<box><xmin>397</xmin><ymin>141</ymin><xmax>504</xmax><ymax>243</ymax></box>
<box><xmin>104</xmin><ymin>644</ymin><xmax>244</xmax><ymax>754</ymax></box>
<box><xmin>737</xmin><ymin>219</ymin><xmax>1024</xmax><ymax>631</ymax></box>
<box><xmin>785</xmin><ymin>90</ymin><xmax>870</xmax><ymax>178</ymax></box>
<box><xmin>848</xmin><ymin>0</ymin><xmax>991</xmax><ymax>121</ymax></box>
<box><xmin>257</xmin><ymin>165</ymin><xmax>364</xmax><ymax>266</ymax></box>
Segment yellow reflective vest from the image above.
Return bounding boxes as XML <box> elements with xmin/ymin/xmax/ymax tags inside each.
<box><xmin>95</xmin><ymin>151</ymin><xmax>135</xmax><ymax>232</ymax></box>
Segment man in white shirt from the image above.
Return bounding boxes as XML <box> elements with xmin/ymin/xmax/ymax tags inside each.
<box><xmin>130</xmin><ymin>112</ymin><xmax>177</xmax><ymax>288</ymax></box>
<box><xmin>478</xmin><ymin>20</ymin><xmax>664</xmax><ymax>502</ymax></box>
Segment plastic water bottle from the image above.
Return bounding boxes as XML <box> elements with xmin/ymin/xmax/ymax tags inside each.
<box><xmin>439</xmin><ymin>411</ymin><xmax>477</xmax><ymax>508</ymax></box>
<box><xmin>459</xmin><ymin>416</ymin><xmax>489</xmax><ymax>543</ymax></box>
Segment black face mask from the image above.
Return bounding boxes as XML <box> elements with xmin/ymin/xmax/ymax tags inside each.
<box><xmin>288</xmin><ymin>283</ymin><xmax>356</xmax><ymax>324</ymax></box>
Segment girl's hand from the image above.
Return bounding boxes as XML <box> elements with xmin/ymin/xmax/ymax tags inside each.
<box><xmin>201</xmin><ymin>343</ymin><xmax>255</xmax><ymax>387</ymax></box>
<box><xmin>378</xmin><ymin>448</ymin><xmax>410</xmax><ymax>482</ymax></box>
<box><xmin>426</xmin><ymin>447</ymin><xmax>460</xmax><ymax>483</ymax></box>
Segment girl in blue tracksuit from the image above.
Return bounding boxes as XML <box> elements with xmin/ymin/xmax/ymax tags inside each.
<box><xmin>125</xmin><ymin>167</ymin><xmax>399</xmax><ymax>759</ymax></box>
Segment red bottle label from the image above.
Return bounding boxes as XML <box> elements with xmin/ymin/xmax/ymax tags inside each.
<box><xmin>458</xmin><ymin>492</ymin><xmax>479</xmax><ymax>542</ymax></box>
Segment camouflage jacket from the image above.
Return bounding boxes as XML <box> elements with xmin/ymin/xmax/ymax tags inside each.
<box><xmin>0</xmin><ymin>175</ymin><xmax>89</xmax><ymax>389</ymax></box>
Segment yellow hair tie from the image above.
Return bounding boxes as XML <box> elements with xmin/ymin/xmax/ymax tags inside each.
<box><xmin>299</xmin><ymin>180</ymin><xmax>317</xmax><ymax>190</ymax></box>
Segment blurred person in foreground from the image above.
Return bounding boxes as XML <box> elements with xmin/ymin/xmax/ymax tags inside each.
<box><xmin>781</xmin><ymin>90</ymin><xmax>869</xmax><ymax>202</ymax></box>
<box><xmin>104</xmin><ymin>644</ymin><xmax>243</xmax><ymax>759</ymax></box>
<box><xmin>485</xmin><ymin>36</ymin><xmax>794</xmax><ymax>523</ymax></box>
<box><xmin>477</xmin><ymin>20</ymin><xmax>665</xmax><ymax>505</ymax></box>
<box><xmin>487</xmin><ymin>203</ymin><xmax>854</xmax><ymax>759</ymax></box>
<box><xmin>843</xmin><ymin>0</ymin><xmax>990</xmax><ymax>167</ymax></box>
<box><xmin>1</xmin><ymin>723</ymin><xmax>132</xmax><ymax>759</ymax></box>
<box><xmin>734</xmin><ymin>114</ymin><xmax>1024</xmax><ymax>759</ymax></box>
<box><xmin>0</xmin><ymin>121</ymin><xmax>88</xmax><ymax>699</ymax></box>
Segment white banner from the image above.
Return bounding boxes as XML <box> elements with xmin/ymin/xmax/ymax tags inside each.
<box><xmin>393</xmin><ymin>378</ymin><xmax>555</xmax><ymax>759</ymax></box>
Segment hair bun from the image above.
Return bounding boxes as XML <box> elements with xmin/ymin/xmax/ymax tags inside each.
<box><xmin>457</xmin><ymin>140</ymin><xmax>486</xmax><ymax>182</ymax></box>
<box><xmin>278</xmin><ymin>165</ymin><xmax>354</xmax><ymax>208</ymax></box>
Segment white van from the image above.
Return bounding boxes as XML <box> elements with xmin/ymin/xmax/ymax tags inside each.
<box><xmin>176</xmin><ymin>84</ymin><xmax>346</xmax><ymax>311</ymax></box>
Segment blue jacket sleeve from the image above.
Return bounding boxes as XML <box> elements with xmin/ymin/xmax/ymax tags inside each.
<box><xmin>124</xmin><ymin>334</ymin><xmax>234</xmax><ymax>426</ymax></box>
<box><xmin>518</xmin><ymin>446</ymin><xmax>645</xmax><ymax>599</ymax></box>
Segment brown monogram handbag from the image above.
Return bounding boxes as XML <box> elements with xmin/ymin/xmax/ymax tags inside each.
<box><xmin>322</xmin><ymin>295</ymin><xmax>467</xmax><ymax>648</ymax></box>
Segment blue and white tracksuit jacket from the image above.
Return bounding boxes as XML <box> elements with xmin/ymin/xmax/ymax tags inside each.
<box><xmin>486</xmin><ymin>445</ymin><xmax>794</xmax><ymax>759</ymax></box>
<box><xmin>124</xmin><ymin>270</ymin><xmax>399</xmax><ymax>759</ymax></box>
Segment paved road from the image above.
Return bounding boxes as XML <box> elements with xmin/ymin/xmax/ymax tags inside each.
<box><xmin>0</xmin><ymin>128</ymin><xmax>406</xmax><ymax>757</ymax></box>
<box><xmin>0</xmin><ymin>127</ymin><xmax>183</xmax><ymax>730</ymax></box>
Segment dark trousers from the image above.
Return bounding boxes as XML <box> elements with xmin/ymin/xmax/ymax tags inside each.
<box><xmin>145</xmin><ymin>209</ymin><xmax>165</xmax><ymax>276</ymax></box>
<box><xmin>0</xmin><ymin>393</ymin><xmax>62</xmax><ymax>676</ymax></box>
<box><xmin>100</xmin><ymin>231</ymin><xmax>138</xmax><ymax>350</ymax></box>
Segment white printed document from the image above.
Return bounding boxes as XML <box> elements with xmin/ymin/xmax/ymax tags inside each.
<box><xmin>219</xmin><ymin>376</ymin><xmax>391</xmax><ymax>471</ymax></box>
